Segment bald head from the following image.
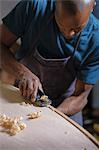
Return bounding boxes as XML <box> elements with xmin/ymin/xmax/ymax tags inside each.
<box><xmin>55</xmin><ymin>0</ymin><xmax>95</xmax><ymax>39</ymax></box>
<box><xmin>56</xmin><ymin>0</ymin><xmax>95</xmax><ymax>16</ymax></box>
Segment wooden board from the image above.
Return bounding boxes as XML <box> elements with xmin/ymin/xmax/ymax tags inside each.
<box><xmin>0</xmin><ymin>82</ymin><xmax>99</xmax><ymax>150</ymax></box>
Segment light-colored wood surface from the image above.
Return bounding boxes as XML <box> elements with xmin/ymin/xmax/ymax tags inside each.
<box><xmin>0</xmin><ymin>82</ymin><xmax>99</xmax><ymax>150</ymax></box>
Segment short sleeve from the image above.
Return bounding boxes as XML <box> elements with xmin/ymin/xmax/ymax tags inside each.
<box><xmin>77</xmin><ymin>32</ymin><xmax>99</xmax><ymax>85</ymax></box>
<box><xmin>2</xmin><ymin>0</ymin><xmax>35</xmax><ymax>38</ymax></box>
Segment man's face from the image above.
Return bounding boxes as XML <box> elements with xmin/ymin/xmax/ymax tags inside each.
<box><xmin>55</xmin><ymin>9</ymin><xmax>90</xmax><ymax>40</ymax></box>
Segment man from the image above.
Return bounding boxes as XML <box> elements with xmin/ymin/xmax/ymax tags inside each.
<box><xmin>0</xmin><ymin>0</ymin><xmax>99</xmax><ymax>126</ymax></box>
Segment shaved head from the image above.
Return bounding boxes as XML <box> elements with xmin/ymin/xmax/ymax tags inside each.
<box><xmin>55</xmin><ymin>0</ymin><xmax>95</xmax><ymax>39</ymax></box>
<box><xmin>56</xmin><ymin>0</ymin><xmax>95</xmax><ymax>16</ymax></box>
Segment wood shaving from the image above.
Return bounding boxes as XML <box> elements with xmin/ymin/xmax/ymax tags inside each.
<box><xmin>40</xmin><ymin>95</ymin><xmax>48</xmax><ymax>101</ymax></box>
<box><xmin>0</xmin><ymin>111</ymin><xmax>42</xmax><ymax>136</ymax></box>
<box><xmin>0</xmin><ymin>114</ymin><xmax>26</xmax><ymax>136</ymax></box>
<box><xmin>18</xmin><ymin>122</ymin><xmax>27</xmax><ymax>130</ymax></box>
<box><xmin>28</xmin><ymin>111</ymin><xmax>42</xmax><ymax>119</ymax></box>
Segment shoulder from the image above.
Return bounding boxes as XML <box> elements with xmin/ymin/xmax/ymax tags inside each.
<box><xmin>90</xmin><ymin>14</ymin><xmax>99</xmax><ymax>39</ymax></box>
<box><xmin>83</xmin><ymin>14</ymin><xmax>99</xmax><ymax>35</ymax></box>
<box><xmin>84</xmin><ymin>14</ymin><xmax>99</xmax><ymax>49</ymax></box>
<box><xmin>91</xmin><ymin>14</ymin><xmax>99</xmax><ymax>37</ymax></box>
<box><xmin>19</xmin><ymin>0</ymin><xmax>55</xmax><ymax>18</ymax></box>
<box><xmin>81</xmin><ymin>15</ymin><xmax>99</xmax><ymax>63</ymax></box>
<box><xmin>75</xmin><ymin>14</ymin><xmax>99</xmax><ymax>62</ymax></box>
<box><xmin>90</xmin><ymin>15</ymin><xmax>99</xmax><ymax>51</ymax></box>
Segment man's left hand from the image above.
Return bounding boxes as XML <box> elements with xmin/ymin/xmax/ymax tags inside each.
<box><xmin>57</xmin><ymin>80</ymin><xmax>93</xmax><ymax>116</ymax></box>
<box><xmin>57</xmin><ymin>94</ymin><xmax>88</xmax><ymax>116</ymax></box>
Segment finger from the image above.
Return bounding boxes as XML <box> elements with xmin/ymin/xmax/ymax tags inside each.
<box><xmin>26</xmin><ymin>80</ymin><xmax>34</xmax><ymax>99</ymax></box>
<box><xmin>30</xmin><ymin>94</ymin><xmax>35</xmax><ymax>103</ymax></box>
<box><xmin>34</xmin><ymin>79</ymin><xmax>39</xmax><ymax>99</ymax></box>
<box><xmin>20</xmin><ymin>78</ymin><xmax>27</xmax><ymax>98</ymax></box>
<box><xmin>19</xmin><ymin>82</ymin><xmax>23</xmax><ymax>96</ymax></box>
<box><xmin>22</xmin><ymin>79</ymin><xmax>27</xmax><ymax>97</ymax></box>
<box><xmin>31</xmin><ymin>80</ymin><xmax>38</xmax><ymax>102</ymax></box>
<box><xmin>38</xmin><ymin>82</ymin><xmax>43</xmax><ymax>93</ymax></box>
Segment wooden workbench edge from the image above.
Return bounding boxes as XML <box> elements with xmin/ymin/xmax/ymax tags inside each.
<box><xmin>48</xmin><ymin>105</ymin><xmax>99</xmax><ymax>147</ymax></box>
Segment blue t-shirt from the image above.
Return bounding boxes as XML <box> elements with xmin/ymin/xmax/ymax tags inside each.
<box><xmin>2</xmin><ymin>0</ymin><xmax>99</xmax><ymax>84</ymax></box>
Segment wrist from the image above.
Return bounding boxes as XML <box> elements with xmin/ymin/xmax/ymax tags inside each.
<box><xmin>57</xmin><ymin>101</ymin><xmax>69</xmax><ymax>114</ymax></box>
<box><xmin>15</xmin><ymin>63</ymin><xmax>29</xmax><ymax>79</ymax></box>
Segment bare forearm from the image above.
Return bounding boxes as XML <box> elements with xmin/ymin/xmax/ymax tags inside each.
<box><xmin>1</xmin><ymin>44</ymin><xmax>27</xmax><ymax>79</ymax></box>
<box><xmin>57</xmin><ymin>82</ymin><xmax>93</xmax><ymax>116</ymax></box>
<box><xmin>57</xmin><ymin>93</ymin><xmax>87</xmax><ymax>115</ymax></box>
<box><xmin>0</xmin><ymin>43</ymin><xmax>42</xmax><ymax>101</ymax></box>
<box><xmin>0</xmin><ymin>24</ymin><xmax>42</xmax><ymax>102</ymax></box>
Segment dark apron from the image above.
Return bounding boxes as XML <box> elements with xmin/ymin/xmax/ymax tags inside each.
<box><xmin>20</xmin><ymin>45</ymin><xmax>83</xmax><ymax>126</ymax></box>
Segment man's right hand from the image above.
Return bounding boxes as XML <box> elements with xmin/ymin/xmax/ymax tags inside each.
<box><xmin>0</xmin><ymin>24</ymin><xmax>43</xmax><ymax>103</ymax></box>
<box><xmin>18</xmin><ymin>69</ymin><xmax>43</xmax><ymax>103</ymax></box>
